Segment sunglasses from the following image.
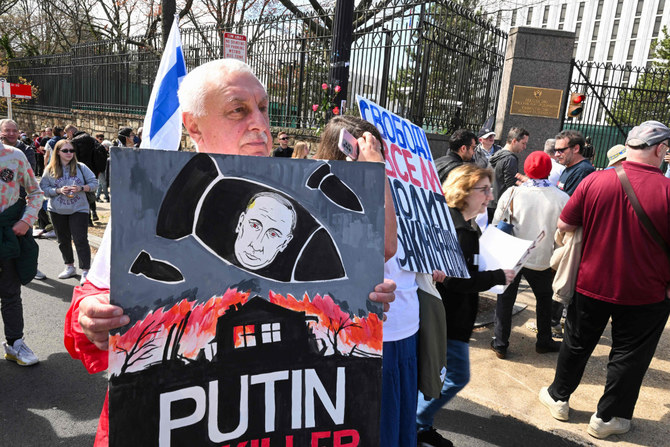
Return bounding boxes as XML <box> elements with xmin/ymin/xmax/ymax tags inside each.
<box><xmin>279</xmin><ymin>137</ymin><xmax>289</xmax><ymax>141</ymax></box>
<box><xmin>60</xmin><ymin>149</ymin><xmax>75</xmax><ymax>153</ymax></box>
<box><xmin>554</xmin><ymin>147</ymin><xmax>571</xmax><ymax>154</ymax></box>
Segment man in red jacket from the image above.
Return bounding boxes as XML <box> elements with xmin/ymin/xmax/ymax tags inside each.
<box><xmin>539</xmin><ymin>121</ymin><xmax>670</xmax><ymax>440</ymax></box>
<box><xmin>64</xmin><ymin>58</ymin><xmax>396</xmax><ymax>446</ymax></box>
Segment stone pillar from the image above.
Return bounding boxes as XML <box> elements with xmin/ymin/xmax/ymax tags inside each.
<box><xmin>494</xmin><ymin>27</ymin><xmax>575</xmax><ymax>171</ymax></box>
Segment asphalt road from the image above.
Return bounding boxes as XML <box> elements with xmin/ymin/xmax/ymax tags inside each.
<box><xmin>0</xmin><ymin>239</ymin><xmax>593</xmax><ymax>446</ymax></box>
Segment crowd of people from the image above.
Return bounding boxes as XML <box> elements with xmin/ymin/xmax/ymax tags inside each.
<box><xmin>1</xmin><ymin>58</ymin><xmax>669</xmax><ymax>447</ymax></box>
<box><xmin>0</xmin><ymin>122</ymin><xmax>144</xmax><ymax>365</ymax></box>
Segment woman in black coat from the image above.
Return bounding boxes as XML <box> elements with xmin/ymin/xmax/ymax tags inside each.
<box><xmin>417</xmin><ymin>164</ymin><xmax>515</xmax><ymax>446</ymax></box>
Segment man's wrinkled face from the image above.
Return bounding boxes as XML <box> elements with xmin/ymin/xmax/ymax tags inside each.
<box><xmin>234</xmin><ymin>196</ymin><xmax>294</xmax><ymax>270</ymax></box>
<box><xmin>188</xmin><ymin>71</ymin><xmax>272</xmax><ymax>156</ymax></box>
<box><xmin>1</xmin><ymin>122</ymin><xmax>19</xmax><ymax>145</ymax></box>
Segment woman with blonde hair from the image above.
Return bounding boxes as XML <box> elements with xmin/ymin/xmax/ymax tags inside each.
<box><xmin>416</xmin><ymin>164</ymin><xmax>514</xmax><ymax>446</ymax></box>
<box><xmin>291</xmin><ymin>141</ymin><xmax>309</xmax><ymax>159</ymax></box>
<box><xmin>40</xmin><ymin>139</ymin><xmax>98</xmax><ymax>283</ymax></box>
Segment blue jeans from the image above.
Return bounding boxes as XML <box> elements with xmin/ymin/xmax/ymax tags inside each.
<box><xmin>380</xmin><ymin>331</ymin><xmax>418</xmax><ymax>447</ymax></box>
<box><xmin>416</xmin><ymin>339</ymin><xmax>470</xmax><ymax>431</ymax></box>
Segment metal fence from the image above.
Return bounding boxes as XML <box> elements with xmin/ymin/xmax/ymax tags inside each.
<box><xmin>563</xmin><ymin>60</ymin><xmax>670</xmax><ymax>168</ymax></box>
<box><xmin>8</xmin><ymin>0</ymin><xmax>507</xmax><ymax>133</ymax></box>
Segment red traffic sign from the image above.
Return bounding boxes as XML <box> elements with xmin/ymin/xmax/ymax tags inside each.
<box><xmin>10</xmin><ymin>83</ymin><xmax>32</xmax><ymax>99</ymax></box>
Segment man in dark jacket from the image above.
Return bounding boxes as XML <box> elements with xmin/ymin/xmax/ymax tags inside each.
<box><xmin>488</xmin><ymin>127</ymin><xmax>529</xmax><ymax>220</ymax></box>
<box><xmin>434</xmin><ymin>129</ymin><xmax>477</xmax><ymax>183</ymax></box>
<box><xmin>72</xmin><ymin>132</ymin><xmax>108</xmax><ymax>222</ymax></box>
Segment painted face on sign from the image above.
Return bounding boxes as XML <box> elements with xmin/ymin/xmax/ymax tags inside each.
<box><xmin>234</xmin><ymin>193</ymin><xmax>296</xmax><ymax>270</ymax></box>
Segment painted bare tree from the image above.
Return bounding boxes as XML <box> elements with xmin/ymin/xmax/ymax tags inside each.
<box><xmin>118</xmin><ymin>320</ymin><xmax>162</xmax><ymax>375</ymax></box>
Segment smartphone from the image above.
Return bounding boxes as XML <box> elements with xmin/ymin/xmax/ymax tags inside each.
<box><xmin>338</xmin><ymin>128</ymin><xmax>358</xmax><ymax>160</ymax></box>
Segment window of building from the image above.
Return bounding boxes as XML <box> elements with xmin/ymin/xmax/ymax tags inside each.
<box><xmin>627</xmin><ymin>41</ymin><xmax>636</xmax><ymax>60</ymax></box>
<box><xmin>631</xmin><ymin>18</ymin><xmax>640</xmax><ymax>39</ymax></box>
<box><xmin>591</xmin><ymin>22</ymin><xmax>600</xmax><ymax>40</ymax></box>
<box><xmin>573</xmin><ymin>2</ymin><xmax>585</xmax><ymax>58</ymax></box>
<box><xmin>235</xmin><ymin>325</ymin><xmax>257</xmax><ymax>348</ymax></box>
<box><xmin>526</xmin><ymin>7</ymin><xmax>533</xmax><ymax>25</ymax></box>
<box><xmin>558</xmin><ymin>4</ymin><xmax>567</xmax><ymax>30</ymax></box>
<box><xmin>511</xmin><ymin>10</ymin><xmax>517</xmax><ymax>27</ymax></box>
<box><xmin>636</xmin><ymin>0</ymin><xmax>645</xmax><ymax>15</ymax></box>
<box><xmin>589</xmin><ymin>42</ymin><xmax>597</xmax><ymax>60</ymax></box>
<box><xmin>496</xmin><ymin>10</ymin><xmax>502</xmax><ymax>27</ymax></box>
<box><xmin>595</xmin><ymin>0</ymin><xmax>604</xmax><ymax>19</ymax></box>
<box><xmin>542</xmin><ymin>5</ymin><xmax>550</xmax><ymax>28</ymax></box>
<box><xmin>261</xmin><ymin>322</ymin><xmax>281</xmax><ymax>343</ymax></box>
<box><xmin>616</xmin><ymin>0</ymin><xmax>624</xmax><ymax>16</ymax></box>
<box><xmin>607</xmin><ymin>42</ymin><xmax>616</xmax><ymax>60</ymax></box>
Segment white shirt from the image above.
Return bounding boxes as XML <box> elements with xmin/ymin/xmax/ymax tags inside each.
<box><xmin>548</xmin><ymin>159</ymin><xmax>565</xmax><ymax>186</ymax></box>
<box><xmin>382</xmin><ymin>249</ymin><xmax>420</xmax><ymax>342</ymax></box>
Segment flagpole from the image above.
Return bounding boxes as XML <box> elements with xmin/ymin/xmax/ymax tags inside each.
<box><xmin>140</xmin><ymin>14</ymin><xmax>187</xmax><ymax>151</ymax></box>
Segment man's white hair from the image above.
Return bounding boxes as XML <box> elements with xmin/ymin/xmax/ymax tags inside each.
<box><xmin>0</xmin><ymin>118</ymin><xmax>18</xmax><ymax>129</ymax></box>
<box><xmin>178</xmin><ymin>59</ymin><xmax>260</xmax><ymax>118</ymax></box>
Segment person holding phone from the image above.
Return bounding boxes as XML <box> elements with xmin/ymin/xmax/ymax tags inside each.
<box><xmin>318</xmin><ymin>116</ymin><xmax>436</xmax><ymax>447</ymax></box>
<box><xmin>40</xmin><ymin>139</ymin><xmax>98</xmax><ymax>283</ymax></box>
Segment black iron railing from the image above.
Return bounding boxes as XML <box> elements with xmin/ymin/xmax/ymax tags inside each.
<box><xmin>563</xmin><ymin>60</ymin><xmax>670</xmax><ymax>168</ymax></box>
<box><xmin>8</xmin><ymin>0</ymin><xmax>507</xmax><ymax>133</ymax></box>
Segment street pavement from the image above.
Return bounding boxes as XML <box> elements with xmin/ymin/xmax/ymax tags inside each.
<box><xmin>1</xmin><ymin>237</ymin><xmax>668</xmax><ymax>446</ymax></box>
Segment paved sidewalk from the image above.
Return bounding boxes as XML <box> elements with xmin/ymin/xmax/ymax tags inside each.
<box><xmin>447</xmin><ymin>286</ymin><xmax>670</xmax><ymax>447</ymax></box>
<box><xmin>86</xmin><ymin>198</ymin><xmax>670</xmax><ymax>445</ymax></box>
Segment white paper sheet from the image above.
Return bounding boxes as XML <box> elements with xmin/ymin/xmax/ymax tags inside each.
<box><xmin>478</xmin><ymin>226</ymin><xmax>545</xmax><ymax>294</ymax></box>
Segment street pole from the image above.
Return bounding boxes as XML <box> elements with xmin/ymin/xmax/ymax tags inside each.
<box><xmin>329</xmin><ymin>0</ymin><xmax>354</xmax><ymax>114</ymax></box>
<box><xmin>162</xmin><ymin>0</ymin><xmax>176</xmax><ymax>47</ymax></box>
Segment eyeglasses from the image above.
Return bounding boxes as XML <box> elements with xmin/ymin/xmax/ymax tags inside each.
<box><xmin>554</xmin><ymin>146</ymin><xmax>572</xmax><ymax>154</ymax></box>
<box><xmin>472</xmin><ymin>185</ymin><xmax>492</xmax><ymax>194</ymax></box>
<box><xmin>60</xmin><ymin>149</ymin><xmax>75</xmax><ymax>153</ymax></box>
<box><xmin>279</xmin><ymin>137</ymin><xmax>289</xmax><ymax>141</ymax></box>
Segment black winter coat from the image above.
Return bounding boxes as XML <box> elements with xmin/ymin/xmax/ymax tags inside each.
<box><xmin>489</xmin><ymin>149</ymin><xmax>518</xmax><ymax>210</ymax></box>
<box><xmin>72</xmin><ymin>133</ymin><xmax>108</xmax><ymax>177</ymax></box>
<box><xmin>437</xmin><ymin>207</ymin><xmax>506</xmax><ymax>343</ymax></box>
<box><xmin>434</xmin><ymin>151</ymin><xmax>465</xmax><ymax>183</ymax></box>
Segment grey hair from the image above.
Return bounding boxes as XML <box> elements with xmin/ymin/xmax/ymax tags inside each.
<box><xmin>0</xmin><ymin>119</ymin><xmax>18</xmax><ymax>129</ymax></box>
<box><xmin>544</xmin><ymin>138</ymin><xmax>556</xmax><ymax>155</ymax></box>
<box><xmin>178</xmin><ymin>59</ymin><xmax>260</xmax><ymax>118</ymax></box>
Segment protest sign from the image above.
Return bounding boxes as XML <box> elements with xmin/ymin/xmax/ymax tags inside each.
<box><xmin>357</xmin><ymin>95</ymin><xmax>468</xmax><ymax>278</ymax></box>
<box><xmin>478</xmin><ymin>226</ymin><xmax>546</xmax><ymax>293</ymax></box>
<box><xmin>108</xmin><ymin>149</ymin><xmax>386</xmax><ymax>446</ymax></box>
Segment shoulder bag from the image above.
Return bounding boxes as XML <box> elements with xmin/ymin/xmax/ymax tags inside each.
<box><xmin>615</xmin><ymin>165</ymin><xmax>670</xmax><ymax>264</ymax></box>
<box><xmin>496</xmin><ymin>187</ymin><xmax>515</xmax><ymax>235</ymax></box>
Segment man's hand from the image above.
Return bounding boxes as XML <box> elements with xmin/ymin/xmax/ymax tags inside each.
<box><xmin>12</xmin><ymin>220</ymin><xmax>30</xmax><ymax>236</ymax></box>
<box><xmin>78</xmin><ymin>294</ymin><xmax>130</xmax><ymax>351</ymax></box>
<box><xmin>356</xmin><ymin>132</ymin><xmax>384</xmax><ymax>163</ymax></box>
<box><xmin>432</xmin><ymin>269</ymin><xmax>447</xmax><ymax>283</ymax></box>
<box><xmin>369</xmin><ymin>278</ymin><xmax>396</xmax><ymax>321</ymax></box>
<box><xmin>515</xmin><ymin>172</ymin><xmax>529</xmax><ymax>185</ymax></box>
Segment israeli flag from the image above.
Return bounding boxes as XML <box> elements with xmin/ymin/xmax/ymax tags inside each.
<box><xmin>140</xmin><ymin>15</ymin><xmax>187</xmax><ymax>150</ymax></box>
